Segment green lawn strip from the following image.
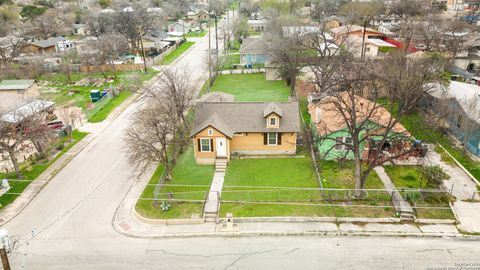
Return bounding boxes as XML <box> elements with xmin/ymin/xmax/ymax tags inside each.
<box><xmin>211</xmin><ymin>74</ymin><xmax>290</xmax><ymax>102</ymax></box>
<box><xmin>0</xmin><ymin>130</ymin><xmax>89</xmax><ymax>209</ymax></box>
<box><xmin>159</xmin><ymin>41</ymin><xmax>195</xmax><ymax>65</ymax></box>
<box><xmin>299</xmin><ymin>97</ymin><xmax>311</xmax><ymax>124</ymax></box>
<box><xmin>135</xmin><ymin>146</ymin><xmax>214</xmax><ymax>219</ymax></box>
<box><xmin>87</xmin><ymin>90</ymin><xmax>132</xmax><ymax>123</ymax></box>
<box><xmin>186</xmin><ymin>31</ymin><xmax>207</xmax><ymax>37</ymax></box>
<box><xmin>220</xmin><ymin>54</ymin><xmax>240</xmax><ymax>70</ymax></box>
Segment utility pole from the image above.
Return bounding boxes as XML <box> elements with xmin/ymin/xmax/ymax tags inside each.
<box><xmin>361</xmin><ymin>17</ymin><xmax>367</xmax><ymax>60</ymax></box>
<box><xmin>0</xmin><ymin>248</ymin><xmax>10</xmax><ymax>270</ymax></box>
<box><xmin>215</xmin><ymin>14</ymin><xmax>219</xmax><ymax>62</ymax></box>
<box><xmin>208</xmin><ymin>23</ymin><xmax>212</xmax><ymax>93</ymax></box>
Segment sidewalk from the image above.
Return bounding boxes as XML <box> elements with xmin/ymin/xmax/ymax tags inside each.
<box><xmin>113</xmin><ymin>162</ymin><xmax>471</xmax><ymax>239</ymax></box>
<box><xmin>0</xmin><ymin>92</ymin><xmax>142</xmax><ymax>226</ymax></box>
<box><xmin>425</xmin><ymin>147</ymin><xmax>480</xmax><ymax>233</ymax></box>
<box><xmin>374</xmin><ymin>166</ymin><xmax>413</xmax><ymax>216</ymax></box>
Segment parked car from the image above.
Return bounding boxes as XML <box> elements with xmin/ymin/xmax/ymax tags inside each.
<box><xmin>47</xmin><ymin>120</ymin><xmax>64</xmax><ymax>130</ymax></box>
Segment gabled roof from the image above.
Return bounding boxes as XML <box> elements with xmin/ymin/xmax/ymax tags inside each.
<box><xmin>239</xmin><ymin>37</ymin><xmax>269</xmax><ymax>55</ymax></box>
<box><xmin>0</xmin><ymin>80</ymin><xmax>35</xmax><ymax>90</ymax></box>
<box><xmin>263</xmin><ymin>102</ymin><xmax>283</xmax><ymax>117</ymax></box>
<box><xmin>31</xmin><ymin>37</ymin><xmax>67</xmax><ymax>48</ymax></box>
<box><xmin>308</xmin><ymin>92</ymin><xmax>409</xmax><ymax>136</ymax></box>
<box><xmin>191</xmin><ymin>101</ymin><xmax>300</xmax><ymax>137</ymax></box>
<box><xmin>191</xmin><ymin>112</ymin><xmax>235</xmax><ymax>138</ymax></box>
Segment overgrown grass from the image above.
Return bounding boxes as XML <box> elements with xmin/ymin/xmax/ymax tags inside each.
<box><xmin>87</xmin><ymin>90</ymin><xmax>132</xmax><ymax>123</ymax></box>
<box><xmin>0</xmin><ymin>130</ymin><xmax>89</xmax><ymax>209</ymax></box>
<box><xmin>211</xmin><ymin>73</ymin><xmax>290</xmax><ymax>102</ymax></box>
<box><xmin>159</xmin><ymin>41</ymin><xmax>195</xmax><ymax>65</ymax></box>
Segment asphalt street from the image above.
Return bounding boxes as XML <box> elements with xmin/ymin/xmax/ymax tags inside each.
<box><xmin>3</xmin><ymin>13</ymin><xmax>480</xmax><ymax>270</ymax></box>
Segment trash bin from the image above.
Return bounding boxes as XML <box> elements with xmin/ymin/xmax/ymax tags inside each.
<box><xmin>90</xmin><ymin>90</ymin><xmax>101</xmax><ymax>102</ymax></box>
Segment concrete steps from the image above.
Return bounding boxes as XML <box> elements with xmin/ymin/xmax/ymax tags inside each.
<box><xmin>215</xmin><ymin>159</ymin><xmax>228</xmax><ymax>172</ymax></box>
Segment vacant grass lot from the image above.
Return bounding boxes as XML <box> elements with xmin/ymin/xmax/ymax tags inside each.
<box><xmin>42</xmin><ymin>69</ymin><xmax>158</xmax><ymax>119</ymax></box>
<box><xmin>211</xmin><ymin>74</ymin><xmax>290</xmax><ymax>102</ymax></box>
<box><xmin>320</xmin><ymin>161</ymin><xmax>385</xmax><ymax>189</ymax></box>
<box><xmin>0</xmin><ymin>130</ymin><xmax>88</xmax><ymax>209</ymax></box>
<box><xmin>159</xmin><ymin>41</ymin><xmax>195</xmax><ymax>65</ymax></box>
<box><xmin>135</xmin><ymin>146</ymin><xmax>214</xmax><ymax>219</ymax></box>
<box><xmin>185</xmin><ymin>30</ymin><xmax>207</xmax><ymax>37</ymax></box>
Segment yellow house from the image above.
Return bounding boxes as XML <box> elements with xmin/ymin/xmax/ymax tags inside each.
<box><xmin>190</xmin><ymin>95</ymin><xmax>300</xmax><ymax>164</ymax></box>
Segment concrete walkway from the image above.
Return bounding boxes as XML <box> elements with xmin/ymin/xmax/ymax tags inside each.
<box><xmin>204</xmin><ymin>172</ymin><xmax>225</xmax><ymax>214</ymax></box>
<box><xmin>374</xmin><ymin>166</ymin><xmax>414</xmax><ymax>216</ymax></box>
<box><xmin>425</xmin><ymin>146</ymin><xmax>480</xmax><ymax>233</ymax></box>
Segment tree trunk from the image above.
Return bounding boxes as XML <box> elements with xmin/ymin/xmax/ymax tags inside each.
<box><xmin>353</xmin><ymin>144</ymin><xmax>363</xmax><ymax>198</ymax></box>
<box><xmin>32</xmin><ymin>139</ymin><xmax>45</xmax><ymax>159</ymax></box>
<box><xmin>140</xmin><ymin>38</ymin><xmax>148</xmax><ymax>74</ymax></box>
<box><xmin>8</xmin><ymin>151</ymin><xmax>21</xmax><ymax>179</ymax></box>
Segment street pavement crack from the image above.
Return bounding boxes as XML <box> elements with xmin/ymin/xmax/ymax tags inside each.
<box><xmin>223</xmin><ymin>249</ymin><xmax>275</xmax><ymax>270</ymax></box>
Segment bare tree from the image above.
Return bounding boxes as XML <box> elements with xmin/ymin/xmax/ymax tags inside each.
<box><xmin>126</xmin><ymin>66</ymin><xmax>196</xmax><ymax>178</ymax></box>
<box><xmin>0</xmin><ymin>37</ymin><xmax>25</xmax><ymax>68</ymax></box>
<box><xmin>89</xmin><ymin>34</ymin><xmax>129</xmax><ymax>79</ymax></box>
<box><xmin>311</xmin><ymin>51</ymin><xmax>446</xmax><ymax>196</ymax></box>
<box><xmin>0</xmin><ymin>119</ymin><xmax>28</xmax><ymax>179</ymax></box>
<box><xmin>115</xmin><ymin>5</ymin><xmax>160</xmax><ymax>73</ymax></box>
<box><xmin>125</xmin><ymin>99</ymin><xmax>176</xmax><ymax>180</ymax></box>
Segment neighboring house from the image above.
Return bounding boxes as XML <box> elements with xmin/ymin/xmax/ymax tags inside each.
<box><xmin>72</xmin><ymin>24</ymin><xmax>89</xmax><ymax>36</ymax></box>
<box><xmin>1</xmin><ymin>99</ymin><xmax>55</xmax><ymax>124</ymax></box>
<box><xmin>426</xmin><ymin>81</ymin><xmax>480</xmax><ymax>156</ymax></box>
<box><xmin>248</xmin><ymin>19</ymin><xmax>268</xmax><ymax>33</ymax></box>
<box><xmin>168</xmin><ymin>21</ymin><xmax>191</xmax><ymax>33</ymax></box>
<box><xmin>0</xmin><ymin>80</ymin><xmax>40</xmax><ymax>111</ymax></box>
<box><xmin>283</xmin><ymin>25</ymin><xmax>335</xmax><ymax>48</ymax></box>
<box><xmin>21</xmin><ymin>37</ymin><xmax>74</xmax><ymax>55</ymax></box>
<box><xmin>239</xmin><ymin>37</ymin><xmax>269</xmax><ymax>65</ymax></box>
<box><xmin>142</xmin><ymin>36</ymin><xmax>170</xmax><ymax>54</ymax></box>
<box><xmin>323</xmin><ymin>15</ymin><xmax>346</xmax><ymax>29</ymax></box>
<box><xmin>330</xmin><ymin>25</ymin><xmax>386</xmax><ymax>45</ymax></box>
<box><xmin>344</xmin><ymin>35</ymin><xmax>397</xmax><ymax>59</ymax></box>
<box><xmin>190</xmin><ymin>96</ymin><xmax>300</xmax><ymax>164</ymax></box>
<box><xmin>453</xmin><ymin>34</ymin><xmax>480</xmax><ymax>74</ymax></box>
<box><xmin>308</xmin><ymin>93</ymin><xmax>410</xmax><ymax>160</ymax></box>
<box><xmin>371</xmin><ymin>14</ymin><xmax>402</xmax><ymax>28</ymax></box>
<box><xmin>187</xmin><ymin>10</ymin><xmax>210</xmax><ymax>22</ymax></box>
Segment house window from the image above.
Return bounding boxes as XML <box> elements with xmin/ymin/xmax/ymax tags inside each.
<box><xmin>200</xmin><ymin>138</ymin><xmax>211</xmax><ymax>152</ymax></box>
<box><xmin>268</xmin><ymin>132</ymin><xmax>277</xmax><ymax>145</ymax></box>
<box><xmin>269</xmin><ymin>117</ymin><xmax>276</xmax><ymax>126</ymax></box>
<box><xmin>208</xmin><ymin>129</ymin><xmax>213</xmax><ymax>136</ymax></box>
<box><xmin>335</xmin><ymin>137</ymin><xmax>352</xmax><ymax>151</ymax></box>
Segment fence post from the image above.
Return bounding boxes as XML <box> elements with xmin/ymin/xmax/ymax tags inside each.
<box><xmin>450</xmin><ymin>183</ymin><xmax>454</xmax><ymax>197</ymax></box>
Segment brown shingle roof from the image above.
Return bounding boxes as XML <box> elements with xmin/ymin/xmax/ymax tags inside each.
<box><xmin>191</xmin><ymin>101</ymin><xmax>300</xmax><ymax>137</ymax></box>
<box><xmin>239</xmin><ymin>37</ymin><xmax>269</xmax><ymax>55</ymax></box>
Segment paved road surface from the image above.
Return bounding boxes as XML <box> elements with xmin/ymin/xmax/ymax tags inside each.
<box><xmin>3</xmin><ymin>14</ymin><xmax>480</xmax><ymax>270</ymax></box>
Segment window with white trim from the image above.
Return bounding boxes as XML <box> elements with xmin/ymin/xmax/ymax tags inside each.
<box><xmin>269</xmin><ymin>117</ymin><xmax>276</xmax><ymax>126</ymax></box>
<box><xmin>335</xmin><ymin>136</ymin><xmax>352</xmax><ymax>151</ymax></box>
<box><xmin>200</xmin><ymin>138</ymin><xmax>211</xmax><ymax>152</ymax></box>
<box><xmin>208</xmin><ymin>129</ymin><xmax>213</xmax><ymax>136</ymax></box>
<box><xmin>268</xmin><ymin>132</ymin><xmax>277</xmax><ymax>145</ymax></box>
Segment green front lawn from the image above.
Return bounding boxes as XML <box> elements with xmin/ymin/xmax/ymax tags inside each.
<box><xmin>159</xmin><ymin>41</ymin><xmax>195</xmax><ymax>65</ymax></box>
<box><xmin>383</xmin><ymin>165</ymin><xmax>437</xmax><ymax>189</ymax></box>
<box><xmin>320</xmin><ymin>161</ymin><xmax>385</xmax><ymax>189</ymax></box>
<box><xmin>135</xmin><ymin>146</ymin><xmax>215</xmax><ymax>219</ymax></box>
<box><xmin>0</xmin><ymin>130</ymin><xmax>89</xmax><ymax>209</ymax></box>
<box><xmin>220</xmin><ymin>156</ymin><xmax>322</xmax><ymax>217</ymax></box>
<box><xmin>211</xmin><ymin>74</ymin><xmax>290</xmax><ymax>102</ymax></box>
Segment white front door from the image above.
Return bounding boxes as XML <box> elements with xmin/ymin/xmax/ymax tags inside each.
<box><xmin>216</xmin><ymin>138</ymin><xmax>227</xmax><ymax>157</ymax></box>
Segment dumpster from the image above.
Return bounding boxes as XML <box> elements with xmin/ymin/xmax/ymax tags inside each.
<box><xmin>90</xmin><ymin>90</ymin><xmax>101</xmax><ymax>102</ymax></box>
